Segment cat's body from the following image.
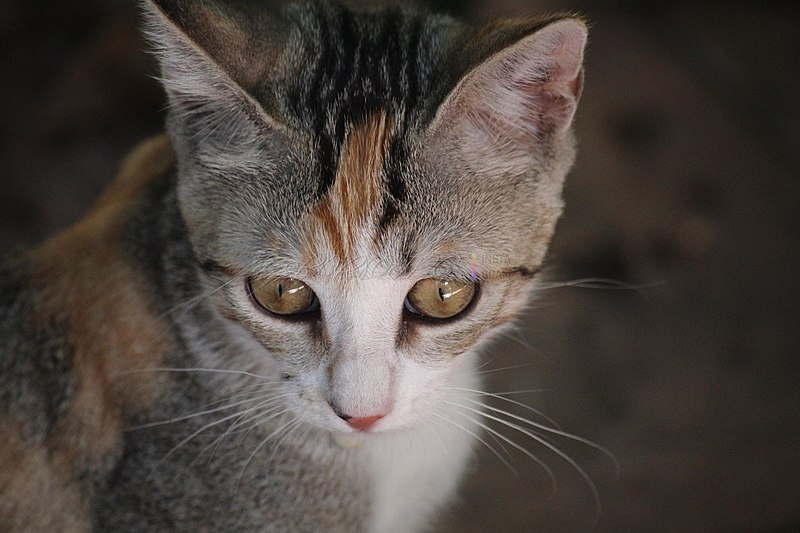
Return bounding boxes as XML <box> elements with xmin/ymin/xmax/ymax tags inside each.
<box><xmin>0</xmin><ymin>1</ymin><xmax>586</xmax><ymax>531</ymax></box>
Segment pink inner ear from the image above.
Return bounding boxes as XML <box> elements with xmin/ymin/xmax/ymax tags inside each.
<box><xmin>426</xmin><ymin>18</ymin><xmax>586</xmax><ymax>156</ymax></box>
<box><xmin>511</xmin><ymin>20</ymin><xmax>586</xmax><ymax>105</ymax></box>
<box><xmin>540</xmin><ymin>22</ymin><xmax>586</xmax><ymax>100</ymax></box>
<box><xmin>569</xmin><ymin>72</ymin><xmax>583</xmax><ymax>101</ymax></box>
<box><xmin>465</xmin><ymin>19</ymin><xmax>587</xmax><ymax>141</ymax></box>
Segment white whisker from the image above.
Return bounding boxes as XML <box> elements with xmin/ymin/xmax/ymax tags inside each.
<box><xmin>117</xmin><ymin>367</ymin><xmax>275</xmax><ymax>381</ymax></box>
<box><xmin>156</xmin><ymin>397</ymin><xmax>278</xmax><ymax>466</ymax></box>
<box><xmin>430</xmin><ymin>411</ymin><xmax>516</xmax><ymax>475</ymax></box>
<box><xmin>495</xmin><ymin>327</ymin><xmax>535</xmax><ymax>352</ymax></box>
<box><xmin>238</xmin><ymin>415</ymin><xmax>299</xmax><ymax>485</ymax></box>
<box><xmin>446</xmin><ymin>400</ymin><xmax>602</xmax><ymax>525</ymax></box>
<box><xmin>421</xmin><ymin>417</ymin><xmax>449</xmax><ymax>457</ymax></box>
<box><xmin>462</xmin><ymin>396</ymin><xmax>618</xmax><ymax>473</ymax></box>
<box><xmin>537</xmin><ymin>277</ymin><xmax>665</xmax><ymax>292</ymax></box>
<box><xmin>265</xmin><ymin>418</ymin><xmax>307</xmax><ymax>465</ymax></box>
<box><xmin>127</xmin><ymin>391</ymin><xmax>285</xmax><ymax>431</ymax></box>
<box><xmin>200</xmin><ymin>396</ymin><xmax>295</xmax><ymax>463</ymax></box>
<box><xmin>474</xmin><ymin>362</ymin><xmax>535</xmax><ymax>376</ymax></box>
<box><xmin>474</xmin><ymin>357</ymin><xmax>496</xmax><ymax>373</ymax></box>
<box><xmin>447</xmin><ymin>387</ymin><xmax>562</xmax><ymax>430</ymax></box>
<box><xmin>191</xmin><ymin>383</ymin><xmax>285</xmax><ymax>411</ymax></box>
<box><xmin>231</xmin><ymin>403</ymin><xmax>295</xmax><ymax>445</ymax></box>
<box><xmin>157</xmin><ymin>274</ymin><xmax>242</xmax><ymax>320</ymax></box>
<box><xmin>447</xmin><ymin>403</ymin><xmax>557</xmax><ymax>489</ymax></box>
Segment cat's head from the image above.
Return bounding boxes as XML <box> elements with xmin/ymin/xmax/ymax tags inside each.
<box><xmin>143</xmin><ymin>0</ymin><xmax>586</xmax><ymax>433</ymax></box>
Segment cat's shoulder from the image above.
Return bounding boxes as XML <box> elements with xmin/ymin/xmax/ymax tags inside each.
<box><xmin>0</xmin><ymin>135</ymin><xmax>180</xmax><ymax>531</ymax></box>
<box><xmin>0</xmin><ymin>134</ymin><xmax>177</xmax><ymax>369</ymax></box>
<box><xmin>0</xmin><ymin>253</ymin><xmax>93</xmax><ymax>531</ymax></box>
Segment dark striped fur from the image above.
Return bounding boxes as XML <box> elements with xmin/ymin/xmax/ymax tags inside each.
<box><xmin>268</xmin><ymin>2</ymin><xmax>463</xmax><ymax>238</ymax></box>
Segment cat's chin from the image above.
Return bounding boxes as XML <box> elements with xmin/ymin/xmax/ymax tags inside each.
<box><xmin>330</xmin><ymin>432</ymin><xmax>366</xmax><ymax>449</ymax></box>
<box><xmin>326</xmin><ymin>420</ymin><xmax>424</xmax><ymax>448</ymax></box>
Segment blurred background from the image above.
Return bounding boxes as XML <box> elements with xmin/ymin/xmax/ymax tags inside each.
<box><xmin>1</xmin><ymin>0</ymin><xmax>798</xmax><ymax>531</ymax></box>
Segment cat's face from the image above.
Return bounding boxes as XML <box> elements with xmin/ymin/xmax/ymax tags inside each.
<box><xmin>145</xmin><ymin>0</ymin><xmax>586</xmax><ymax>434</ymax></box>
<box><xmin>201</xmin><ymin>112</ymin><xmax>552</xmax><ymax>433</ymax></box>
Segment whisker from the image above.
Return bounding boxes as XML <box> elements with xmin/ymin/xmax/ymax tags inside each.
<box><xmin>155</xmin><ymin>398</ymin><xmax>278</xmax><ymax>466</ymax></box>
<box><xmin>462</xmin><ymin>397</ymin><xmax>619</xmax><ymax>474</ymax></box>
<box><xmin>265</xmin><ymin>417</ymin><xmax>307</xmax><ymax>465</ymax></box>
<box><xmin>156</xmin><ymin>274</ymin><xmax>242</xmax><ymax>321</ymax></box>
<box><xmin>201</xmin><ymin>396</ymin><xmax>295</xmax><ymax>463</ymax></box>
<box><xmin>490</xmin><ymin>389</ymin><xmax>554</xmax><ymax>396</ymax></box>
<box><xmin>495</xmin><ymin>327</ymin><xmax>535</xmax><ymax>352</ymax></box>
<box><xmin>474</xmin><ymin>363</ymin><xmax>534</xmax><ymax>376</ymax></box>
<box><xmin>238</xmin><ymin>415</ymin><xmax>299</xmax><ymax>485</ymax></box>
<box><xmin>447</xmin><ymin>387</ymin><xmax>562</xmax><ymax>430</ymax></box>
<box><xmin>478</xmin><ymin>418</ymin><xmax>515</xmax><ymax>462</ymax></box>
<box><xmin>421</xmin><ymin>417</ymin><xmax>449</xmax><ymax>458</ymax></box>
<box><xmin>447</xmin><ymin>400</ymin><xmax>602</xmax><ymax>526</ymax></box>
<box><xmin>447</xmin><ymin>403</ymin><xmax>557</xmax><ymax>490</ymax></box>
<box><xmin>116</xmin><ymin>367</ymin><xmax>276</xmax><ymax>381</ymax></box>
<box><xmin>189</xmin><ymin>383</ymin><xmax>285</xmax><ymax>411</ymax></box>
<box><xmin>127</xmin><ymin>392</ymin><xmax>285</xmax><ymax>431</ymax></box>
<box><xmin>474</xmin><ymin>357</ymin><xmax>496</xmax><ymax>373</ymax></box>
<box><xmin>230</xmin><ymin>403</ymin><xmax>295</xmax><ymax>444</ymax></box>
<box><xmin>537</xmin><ymin>277</ymin><xmax>665</xmax><ymax>292</ymax></box>
<box><xmin>430</xmin><ymin>411</ymin><xmax>516</xmax><ymax>475</ymax></box>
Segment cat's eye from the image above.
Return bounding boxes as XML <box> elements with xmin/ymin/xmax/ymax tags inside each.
<box><xmin>404</xmin><ymin>279</ymin><xmax>477</xmax><ymax>320</ymax></box>
<box><xmin>248</xmin><ymin>277</ymin><xmax>319</xmax><ymax>316</ymax></box>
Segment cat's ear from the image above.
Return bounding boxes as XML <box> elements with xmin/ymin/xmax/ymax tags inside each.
<box><xmin>427</xmin><ymin>17</ymin><xmax>587</xmax><ymax>172</ymax></box>
<box><xmin>141</xmin><ymin>0</ymin><xmax>282</xmax><ymax>168</ymax></box>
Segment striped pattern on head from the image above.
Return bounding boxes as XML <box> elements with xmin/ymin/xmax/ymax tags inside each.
<box><xmin>309</xmin><ymin>111</ymin><xmax>394</xmax><ymax>265</ymax></box>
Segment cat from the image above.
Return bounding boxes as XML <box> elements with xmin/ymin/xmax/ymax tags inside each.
<box><xmin>0</xmin><ymin>0</ymin><xmax>586</xmax><ymax>531</ymax></box>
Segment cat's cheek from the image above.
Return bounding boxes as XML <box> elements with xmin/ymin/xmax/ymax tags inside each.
<box><xmin>277</xmin><ymin>366</ymin><xmax>357</xmax><ymax>433</ymax></box>
<box><xmin>284</xmin><ymin>393</ymin><xmax>346</xmax><ymax>433</ymax></box>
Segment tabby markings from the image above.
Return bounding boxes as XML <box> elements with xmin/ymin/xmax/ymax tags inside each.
<box><xmin>310</xmin><ymin>112</ymin><xmax>393</xmax><ymax>266</ymax></box>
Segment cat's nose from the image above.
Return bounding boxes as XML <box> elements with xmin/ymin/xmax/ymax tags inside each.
<box><xmin>345</xmin><ymin>415</ymin><xmax>386</xmax><ymax>431</ymax></box>
<box><xmin>340</xmin><ymin>413</ymin><xmax>385</xmax><ymax>432</ymax></box>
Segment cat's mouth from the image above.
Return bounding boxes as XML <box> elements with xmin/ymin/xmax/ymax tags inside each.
<box><xmin>331</xmin><ymin>432</ymin><xmax>365</xmax><ymax>449</ymax></box>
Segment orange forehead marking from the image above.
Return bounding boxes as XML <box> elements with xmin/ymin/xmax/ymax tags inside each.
<box><xmin>310</xmin><ymin>112</ymin><xmax>393</xmax><ymax>264</ymax></box>
<box><xmin>313</xmin><ymin>200</ymin><xmax>347</xmax><ymax>266</ymax></box>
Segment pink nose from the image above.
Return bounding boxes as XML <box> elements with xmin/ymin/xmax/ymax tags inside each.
<box><xmin>344</xmin><ymin>414</ymin><xmax>385</xmax><ymax>432</ymax></box>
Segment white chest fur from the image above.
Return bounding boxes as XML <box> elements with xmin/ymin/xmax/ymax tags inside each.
<box><xmin>361</xmin><ymin>356</ymin><xmax>482</xmax><ymax>533</ymax></box>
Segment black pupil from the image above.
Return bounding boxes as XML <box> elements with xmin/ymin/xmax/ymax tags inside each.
<box><xmin>438</xmin><ymin>286</ymin><xmax>445</xmax><ymax>301</ymax></box>
<box><xmin>277</xmin><ymin>282</ymin><xmax>284</xmax><ymax>298</ymax></box>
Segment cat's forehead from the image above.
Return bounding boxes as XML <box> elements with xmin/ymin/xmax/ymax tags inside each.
<box><xmin>270</xmin><ymin>3</ymin><xmax>452</xmax><ymax>125</ymax></box>
<box><xmin>283</xmin><ymin>108</ymin><xmax>545</xmax><ymax>281</ymax></box>
<box><xmin>301</xmin><ymin>111</ymin><xmax>394</xmax><ymax>268</ymax></box>
<box><xmin>251</xmin><ymin>4</ymin><xmax>469</xmax><ymax>272</ymax></box>
<box><xmin>264</xmin><ymin>3</ymin><xmax>455</xmax><ymax>179</ymax></box>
